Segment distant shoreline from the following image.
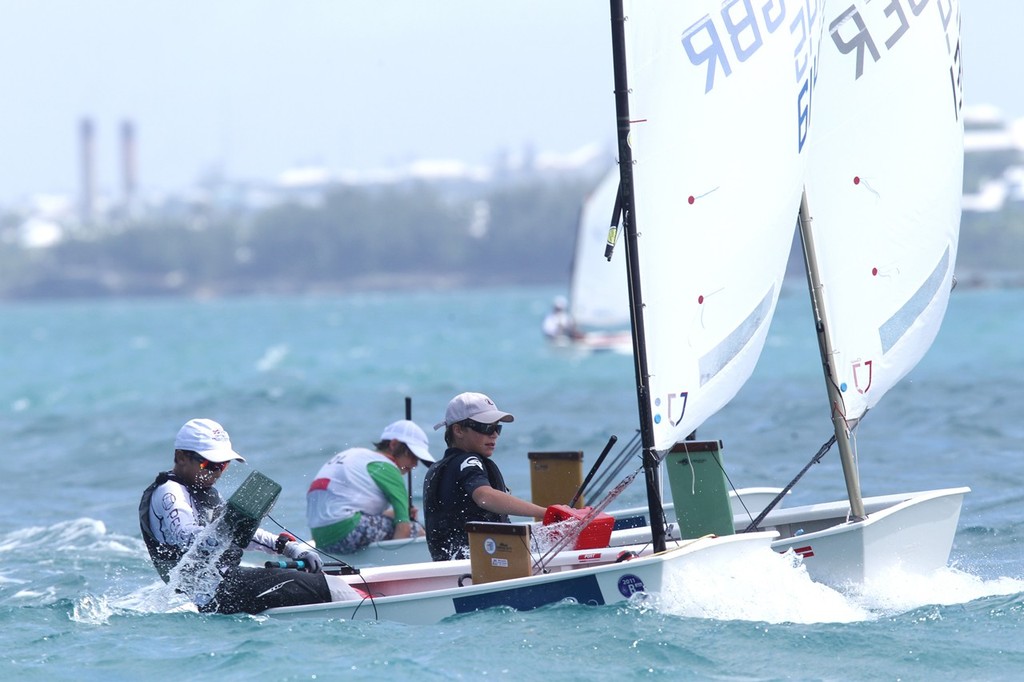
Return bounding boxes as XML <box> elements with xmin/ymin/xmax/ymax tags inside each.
<box><xmin>2</xmin><ymin>268</ymin><xmax>1021</xmax><ymax>304</ymax></box>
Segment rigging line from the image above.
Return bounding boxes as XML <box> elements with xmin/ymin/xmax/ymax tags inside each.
<box><xmin>587</xmin><ymin>438</ymin><xmax>638</xmax><ymax>500</ymax></box>
<box><xmin>586</xmin><ymin>431</ymin><xmax>642</xmax><ymax>502</ymax></box>
<box><xmin>533</xmin><ymin>462</ymin><xmax>647</xmax><ymax>572</ymax></box>
<box><xmin>266</xmin><ymin>512</ymin><xmax>378</xmax><ymax>618</ymax></box>
<box><xmin>705</xmin><ymin>444</ymin><xmax>756</xmax><ymax>524</ymax></box>
<box><xmin>740</xmin><ymin>434</ymin><xmax>837</xmax><ymax>533</ymax></box>
<box><xmin>264</xmin><ymin>515</ymin><xmax>362</xmax><ymax>576</ymax></box>
<box><xmin>569</xmin><ymin>434</ymin><xmax>618</xmax><ymax>508</ymax></box>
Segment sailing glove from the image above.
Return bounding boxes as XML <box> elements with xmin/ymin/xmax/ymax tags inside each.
<box><xmin>282</xmin><ymin>541</ymin><xmax>323</xmax><ymax>573</ymax></box>
<box><xmin>275</xmin><ymin>532</ymin><xmax>297</xmax><ymax>554</ymax></box>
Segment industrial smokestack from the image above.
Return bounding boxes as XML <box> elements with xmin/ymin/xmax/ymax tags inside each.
<box><xmin>121</xmin><ymin>119</ymin><xmax>136</xmax><ymax>207</ymax></box>
<box><xmin>79</xmin><ymin>117</ymin><xmax>95</xmax><ymax>225</ymax></box>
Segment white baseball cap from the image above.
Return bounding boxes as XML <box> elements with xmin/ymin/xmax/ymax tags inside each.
<box><xmin>433</xmin><ymin>392</ymin><xmax>515</xmax><ymax>431</ymax></box>
<box><xmin>174</xmin><ymin>418</ymin><xmax>246</xmax><ymax>463</ymax></box>
<box><xmin>380</xmin><ymin>419</ymin><xmax>434</xmax><ymax>463</ymax></box>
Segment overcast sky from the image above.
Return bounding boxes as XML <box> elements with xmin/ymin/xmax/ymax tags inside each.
<box><xmin>0</xmin><ymin>1</ymin><xmax>1019</xmax><ymax>206</ymax></box>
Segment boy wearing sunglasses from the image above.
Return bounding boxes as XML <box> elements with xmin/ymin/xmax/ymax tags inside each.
<box><xmin>423</xmin><ymin>392</ymin><xmax>547</xmax><ymax>561</ymax></box>
<box><xmin>139</xmin><ymin>418</ymin><xmax>340</xmax><ymax>614</ymax></box>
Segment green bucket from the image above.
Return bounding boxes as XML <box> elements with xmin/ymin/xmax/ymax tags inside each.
<box><xmin>665</xmin><ymin>440</ymin><xmax>734</xmax><ymax>539</ymax></box>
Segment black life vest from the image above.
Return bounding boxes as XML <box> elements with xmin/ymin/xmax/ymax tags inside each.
<box><xmin>138</xmin><ymin>471</ymin><xmax>243</xmax><ymax>582</ymax></box>
<box><xmin>423</xmin><ymin>448</ymin><xmax>510</xmax><ymax>560</ymax></box>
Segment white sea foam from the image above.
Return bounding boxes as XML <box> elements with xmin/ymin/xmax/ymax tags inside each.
<box><xmin>256</xmin><ymin>344</ymin><xmax>289</xmax><ymax>372</ymax></box>
<box><xmin>660</xmin><ymin>547</ymin><xmax>870</xmax><ymax>624</ymax></box>
<box><xmin>844</xmin><ymin>565</ymin><xmax>1024</xmax><ymax>615</ymax></box>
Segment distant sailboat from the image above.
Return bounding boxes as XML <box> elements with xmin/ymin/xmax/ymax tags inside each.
<box><xmin>548</xmin><ymin>167</ymin><xmax>632</xmax><ymax>353</ymax></box>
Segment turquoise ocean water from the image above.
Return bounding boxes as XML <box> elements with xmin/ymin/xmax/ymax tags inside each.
<box><xmin>2</xmin><ymin>283</ymin><xmax>1022</xmax><ymax>680</ymax></box>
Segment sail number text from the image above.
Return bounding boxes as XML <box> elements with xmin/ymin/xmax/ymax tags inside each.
<box><xmin>681</xmin><ymin>0</ymin><xmax>821</xmax><ymax>152</ymax></box>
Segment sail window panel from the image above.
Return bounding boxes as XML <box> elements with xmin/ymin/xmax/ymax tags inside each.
<box><xmin>699</xmin><ymin>285</ymin><xmax>775</xmax><ymax>386</ymax></box>
<box><xmin>878</xmin><ymin>246</ymin><xmax>950</xmax><ymax>354</ymax></box>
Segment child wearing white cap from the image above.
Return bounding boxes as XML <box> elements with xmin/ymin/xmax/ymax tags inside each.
<box><xmin>306</xmin><ymin>419</ymin><xmax>434</xmax><ymax>555</ymax></box>
<box><xmin>139</xmin><ymin>418</ymin><xmax>336</xmax><ymax>614</ymax></box>
<box><xmin>423</xmin><ymin>392</ymin><xmax>547</xmax><ymax>561</ymax></box>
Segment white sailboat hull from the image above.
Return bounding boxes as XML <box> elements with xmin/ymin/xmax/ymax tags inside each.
<box><xmin>759</xmin><ymin>487</ymin><xmax>970</xmax><ymax>586</ymax></box>
<box><xmin>263</xmin><ymin>532</ymin><xmax>776</xmax><ymax>624</ymax></box>
<box><xmin>319</xmin><ymin>487</ymin><xmax>781</xmax><ymax>568</ymax></box>
<box><xmin>324</xmin><ymin>483</ymin><xmax>966</xmax><ymax>588</ymax></box>
<box><xmin>604</xmin><ymin>488</ymin><xmax>969</xmax><ymax>586</ymax></box>
<box><xmin>550</xmin><ymin>329</ymin><xmax>633</xmax><ymax>355</ymax></box>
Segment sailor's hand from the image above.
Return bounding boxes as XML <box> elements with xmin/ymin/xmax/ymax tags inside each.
<box><xmin>282</xmin><ymin>541</ymin><xmax>323</xmax><ymax>573</ymax></box>
<box><xmin>409</xmin><ymin>505</ymin><xmax>419</xmax><ymax>521</ymax></box>
<box><xmin>275</xmin><ymin>532</ymin><xmax>297</xmax><ymax>554</ymax></box>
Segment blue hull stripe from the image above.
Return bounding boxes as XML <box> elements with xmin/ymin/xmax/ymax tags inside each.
<box><xmin>452</xmin><ymin>574</ymin><xmax>606</xmax><ymax>613</ymax></box>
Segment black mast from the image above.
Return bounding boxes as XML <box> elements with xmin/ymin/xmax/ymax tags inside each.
<box><xmin>609</xmin><ymin>0</ymin><xmax>667</xmax><ymax>553</ymax></box>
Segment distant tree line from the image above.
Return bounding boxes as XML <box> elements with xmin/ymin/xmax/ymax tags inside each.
<box><xmin>0</xmin><ymin>176</ymin><xmax>597</xmax><ymax>299</ymax></box>
<box><xmin>0</xmin><ymin>166</ymin><xmax>1022</xmax><ymax>300</ymax></box>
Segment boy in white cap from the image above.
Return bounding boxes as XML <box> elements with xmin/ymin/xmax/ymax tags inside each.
<box><xmin>139</xmin><ymin>418</ymin><xmax>334</xmax><ymax>614</ymax></box>
<box><xmin>423</xmin><ymin>392</ymin><xmax>547</xmax><ymax>561</ymax></box>
<box><xmin>306</xmin><ymin>419</ymin><xmax>434</xmax><ymax>555</ymax></box>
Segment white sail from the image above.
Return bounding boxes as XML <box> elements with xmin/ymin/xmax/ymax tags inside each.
<box><xmin>622</xmin><ymin>1</ymin><xmax>818</xmax><ymax>450</ymax></box>
<box><xmin>568</xmin><ymin>168</ymin><xmax>629</xmax><ymax>330</ymax></box>
<box><xmin>804</xmin><ymin>1</ymin><xmax>964</xmax><ymax>422</ymax></box>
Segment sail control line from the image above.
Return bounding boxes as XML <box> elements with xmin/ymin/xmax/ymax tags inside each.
<box><xmin>533</xmin><ymin>436</ymin><xmax>689</xmax><ymax>572</ymax></box>
<box><xmin>742</xmin><ymin>434</ymin><xmax>836</xmax><ymax>533</ymax></box>
<box><xmin>532</xmin><ymin>460</ymin><xmax>645</xmax><ymax>572</ymax></box>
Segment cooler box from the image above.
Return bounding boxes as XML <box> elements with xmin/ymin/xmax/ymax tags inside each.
<box><xmin>542</xmin><ymin>504</ymin><xmax>614</xmax><ymax>550</ymax></box>
<box><xmin>465</xmin><ymin>522</ymin><xmax>533</xmax><ymax>584</ymax></box>
<box><xmin>665</xmin><ymin>440</ymin><xmax>735</xmax><ymax>539</ymax></box>
<box><xmin>529</xmin><ymin>451</ymin><xmax>584</xmax><ymax>511</ymax></box>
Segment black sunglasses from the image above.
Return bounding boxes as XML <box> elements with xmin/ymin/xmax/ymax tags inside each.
<box><xmin>461</xmin><ymin>420</ymin><xmax>503</xmax><ymax>436</ymax></box>
<box><xmin>189</xmin><ymin>452</ymin><xmax>229</xmax><ymax>472</ymax></box>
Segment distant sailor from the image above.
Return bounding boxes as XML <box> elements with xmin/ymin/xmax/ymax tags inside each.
<box><xmin>423</xmin><ymin>392</ymin><xmax>546</xmax><ymax>561</ymax></box>
<box><xmin>541</xmin><ymin>295</ymin><xmax>580</xmax><ymax>341</ymax></box>
<box><xmin>306</xmin><ymin>419</ymin><xmax>434</xmax><ymax>554</ymax></box>
<box><xmin>139</xmin><ymin>418</ymin><xmax>351</xmax><ymax>614</ymax></box>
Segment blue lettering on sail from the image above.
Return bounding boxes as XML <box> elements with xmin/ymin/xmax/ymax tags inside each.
<box><xmin>681</xmin><ymin>1</ymin><xmax>821</xmax><ymax>152</ymax></box>
<box><xmin>682</xmin><ymin>12</ymin><xmax>732</xmax><ymax>94</ymax></box>
<box><xmin>878</xmin><ymin>246</ymin><xmax>950</xmax><ymax>353</ymax></box>
<box><xmin>682</xmin><ymin>0</ymin><xmax>791</xmax><ymax>94</ymax></box>
<box><xmin>699</xmin><ymin>285</ymin><xmax>775</xmax><ymax>385</ymax></box>
<box><xmin>791</xmin><ymin>0</ymin><xmax>821</xmax><ymax>152</ymax></box>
